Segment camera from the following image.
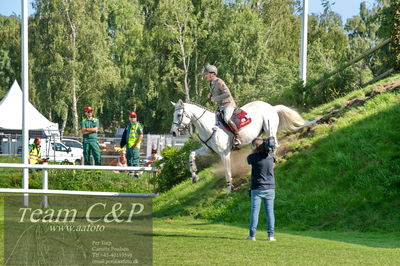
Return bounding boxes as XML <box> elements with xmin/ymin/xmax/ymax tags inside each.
<box><xmin>262</xmin><ymin>137</ymin><xmax>275</xmax><ymax>153</ymax></box>
<box><xmin>252</xmin><ymin>136</ymin><xmax>276</xmax><ymax>154</ymax></box>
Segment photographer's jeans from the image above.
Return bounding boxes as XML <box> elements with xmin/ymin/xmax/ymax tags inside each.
<box><xmin>249</xmin><ymin>189</ymin><xmax>275</xmax><ymax>238</ymax></box>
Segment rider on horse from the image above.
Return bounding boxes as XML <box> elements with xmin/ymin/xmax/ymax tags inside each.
<box><xmin>203</xmin><ymin>65</ymin><xmax>241</xmax><ymax>150</ymax></box>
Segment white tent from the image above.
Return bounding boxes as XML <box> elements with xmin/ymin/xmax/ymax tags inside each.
<box><xmin>0</xmin><ymin>80</ymin><xmax>59</xmax><ymax>136</ymax></box>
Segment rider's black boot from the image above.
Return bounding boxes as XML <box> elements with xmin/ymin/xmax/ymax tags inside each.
<box><xmin>227</xmin><ymin>119</ymin><xmax>241</xmax><ymax>150</ymax></box>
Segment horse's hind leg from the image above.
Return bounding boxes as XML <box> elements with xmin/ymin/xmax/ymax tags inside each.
<box><xmin>189</xmin><ymin>146</ymin><xmax>212</xmax><ymax>183</ymax></box>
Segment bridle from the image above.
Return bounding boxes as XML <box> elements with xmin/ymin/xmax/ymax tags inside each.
<box><xmin>173</xmin><ymin>104</ymin><xmax>216</xmax><ymax>151</ymax></box>
<box><xmin>173</xmin><ymin>105</ymin><xmax>207</xmax><ymax>133</ymax></box>
<box><xmin>173</xmin><ymin>107</ymin><xmax>191</xmax><ymax>132</ymax></box>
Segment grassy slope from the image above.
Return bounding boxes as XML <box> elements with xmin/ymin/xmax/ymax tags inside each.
<box><xmin>154</xmin><ymin>74</ymin><xmax>400</xmax><ymax>232</ymax></box>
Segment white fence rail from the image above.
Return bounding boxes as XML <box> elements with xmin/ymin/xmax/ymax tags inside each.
<box><xmin>0</xmin><ymin>188</ymin><xmax>155</xmax><ymax>197</ymax></box>
<box><xmin>0</xmin><ymin>133</ymin><xmax>189</xmax><ymax>158</ymax></box>
<box><xmin>0</xmin><ymin>163</ymin><xmax>155</xmax><ymax>171</ymax></box>
<box><xmin>0</xmin><ymin>163</ymin><xmax>158</xmax><ymax>207</ymax></box>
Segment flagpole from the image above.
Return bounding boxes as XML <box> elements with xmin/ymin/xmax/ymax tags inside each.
<box><xmin>21</xmin><ymin>0</ymin><xmax>29</xmax><ymax>206</ymax></box>
<box><xmin>300</xmin><ymin>0</ymin><xmax>308</xmax><ymax>85</ymax></box>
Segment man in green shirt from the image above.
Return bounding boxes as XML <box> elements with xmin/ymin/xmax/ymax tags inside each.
<box><xmin>120</xmin><ymin>112</ymin><xmax>143</xmax><ymax>167</ymax></box>
<box><xmin>81</xmin><ymin>106</ymin><xmax>101</xmax><ymax>166</ymax></box>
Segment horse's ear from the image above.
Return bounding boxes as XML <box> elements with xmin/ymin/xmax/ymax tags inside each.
<box><xmin>170</xmin><ymin>101</ymin><xmax>176</xmax><ymax>106</ymax></box>
<box><xmin>178</xmin><ymin>99</ymin><xmax>184</xmax><ymax>106</ymax></box>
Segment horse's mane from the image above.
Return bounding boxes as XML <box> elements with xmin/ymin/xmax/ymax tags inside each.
<box><xmin>186</xmin><ymin>101</ymin><xmax>213</xmax><ymax>113</ymax></box>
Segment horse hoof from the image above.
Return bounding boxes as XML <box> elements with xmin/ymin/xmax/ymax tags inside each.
<box><xmin>226</xmin><ymin>186</ymin><xmax>232</xmax><ymax>194</ymax></box>
<box><xmin>192</xmin><ymin>175</ymin><xmax>200</xmax><ymax>183</ymax></box>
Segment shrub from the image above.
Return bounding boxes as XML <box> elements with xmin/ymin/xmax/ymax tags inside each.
<box><xmin>155</xmin><ymin>137</ymin><xmax>201</xmax><ymax>192</ymax></box>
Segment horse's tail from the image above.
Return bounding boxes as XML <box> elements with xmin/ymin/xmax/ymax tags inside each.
<box><xmin>273</xmin><ymin>105</ymin><xmax>315</xmax><ymax>131</ymax></box>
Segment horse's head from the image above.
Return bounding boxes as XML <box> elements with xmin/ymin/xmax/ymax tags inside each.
<box><xmin>170</xmin><ymin>99</ymin><xmax>191</xmax><ymax>136</ymax></box>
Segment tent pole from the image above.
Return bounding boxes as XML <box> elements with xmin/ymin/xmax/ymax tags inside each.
<box><xmin>21</xmin><ymin>0</ymin><xmax>29</xmax><ymax>206</ymax></box>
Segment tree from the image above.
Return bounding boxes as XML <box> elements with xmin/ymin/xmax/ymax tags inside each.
<box><xmin>31</xmin><ymin>0</ymin><xmax>119</xmax><ymax>134</ymax></box>
<box><xmin>133</xmin><ymin>0</ymin><xmax>211</xmax><ymax>132</ymax></box>
<box><xmin>102</xmin><ymin>0</ymin><xmax>144</xmax><ymax>131</ymax></box>
<box><xmin>149</xmin><ymin>0</ymin><xmax>197</xmax><ymax>103</ymax></box>
<box><xmin>307</xmin><ymin>4</ymin><xmax>349</xmax><ymax>79</ymax></box>
<box><xmin>377</xmin><ymin>0</ymin><xmax>399</xmax><ymax>70</ymax></box>
<box><xmin>0</xmin><ymin>15</ymin><xmax>21</xmax><ymax>98</ymax></box>
<box><xmin>345</xmin><ymin>1</ymin><xmax>392</xmax><ymax>77</ymax></box>
<box><xmin>393</xmin><ymin>0</ymin><xmax>400</xmax><ymax>70</ymax></box>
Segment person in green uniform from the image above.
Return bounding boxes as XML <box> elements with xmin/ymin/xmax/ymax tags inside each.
<box><xmin>81</xmin><ymin>106</ymin><xmax>101</xmax><ymax>166</ymax></box>
<box><xmin>120</xmin><ymin>112</ymin><xmax>143</xmax><ymax>168</ymax></box>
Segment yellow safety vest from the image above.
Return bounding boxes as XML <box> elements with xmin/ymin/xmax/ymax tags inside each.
<box><xmin>29</xmin><ymin>144</ymin><xmax>41</xmax><ymax>164</ymax></box>
<box><xmin>127</xmin><ymin>123</ymin><xmax>141</xmax><ymax>148</ymax></box>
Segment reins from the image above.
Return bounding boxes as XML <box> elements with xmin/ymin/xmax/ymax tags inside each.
<box><xmin>197</xmin><ymin>128</ymin><xmax>216</xmax><ymax>151</ymax></box>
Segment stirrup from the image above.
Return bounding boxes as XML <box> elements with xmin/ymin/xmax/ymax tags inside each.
<box><xmin>232</xmin><ymin>138</ymin><xmax>241</xmax><ymax>150</ymax></box>
<box><xmin>233</xmin><ymin>137</ymin><xmax>241</xmax><ymax>146</ymax></box>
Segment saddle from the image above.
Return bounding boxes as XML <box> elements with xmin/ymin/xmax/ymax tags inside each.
<box><xmin>217</xmin><ymin>107</ymin><xmax>252</xmax><ymax>132</ymax></box>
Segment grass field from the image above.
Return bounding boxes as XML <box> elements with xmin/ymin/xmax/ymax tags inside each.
<box><xmin>0</xmin><ymin>203</ymin><xmax>398</xmax><ymax>265</ymax></box>
<box><xmin>153</xmin><ymin>217</ymin><xmax>400</xmax><ymax>265</ymax></box>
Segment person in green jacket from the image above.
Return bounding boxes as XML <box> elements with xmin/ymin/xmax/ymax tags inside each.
<box><xmin>120</xmin><ymin>112</ymin><xmax>143</xmax><ymax>168</ymax></box>
<box><xmin>81</xmin><ymin>106</ymin><xmax>101</xmax><ymax>166</ymax></box>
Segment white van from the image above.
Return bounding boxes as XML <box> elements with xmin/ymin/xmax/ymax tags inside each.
<box><xmin>61</xmin><ymin>138</ymin><xmax>83</xmax><ymax>156</ymax></box>
<box><xmin>30</xmin><ymin>139</ymin><xmax>83</xmax><ymax>164</ymax></box>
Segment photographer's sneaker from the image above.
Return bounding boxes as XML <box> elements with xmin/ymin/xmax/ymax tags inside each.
<box><xmin>267</xmin><ymin>236</ymin><xmax>276</xmax><ymax>241</ymax></box>
<box><xmin>245</xmin><ymin>236</ymin><xmax>255</xmax><ymax>241</ymax></box>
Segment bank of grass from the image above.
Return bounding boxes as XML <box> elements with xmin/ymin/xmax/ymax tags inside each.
<box><xmin>153</xmin><ymin>217</ymin><xmax>400</xmax><ymax>265</ymax></box>
<box><xmin>154</xmin><ymin>74</ymin><xmax>400</xmax><ymax>232</ymax></box>
<box><xmin>274</xmin><ymin>81</ymin><xmax>400</xmax><ymax>231</ymax></box>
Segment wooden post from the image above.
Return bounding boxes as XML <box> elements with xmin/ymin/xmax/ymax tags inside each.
<box><xmin>153</xmin><ymin>172</ymin><xmax>157</xmax><ymax>193</ymax></box>
<box><xmin>146</xmin><ymin>174</ymin><xmax>149</xmax><ymax>191</ymax></box>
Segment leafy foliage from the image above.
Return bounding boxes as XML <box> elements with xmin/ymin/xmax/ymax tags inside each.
<box><xmin>393</xmin><ymin>0</ymin><xmax>400</xmax><ymax>70</ymax></box>
<box><xmin>0</xmin><ymin>15</ymin><xmax>20</xmax><ymax>99</ymax></box>
<box><xmin>289</xmin><ymin>0</ymin><xmax>394</xmax><ymax>108</ymax></box>
<box><xmin>155</xmin><ymin>137</ymin><xmax>201</xmax><ymax>192</ymax></box>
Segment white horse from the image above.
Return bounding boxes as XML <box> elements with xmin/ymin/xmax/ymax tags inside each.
<box><xmin>170</xmin><ymin>99</ymin><xmax>315</xmax><ymax>193</ymax></box>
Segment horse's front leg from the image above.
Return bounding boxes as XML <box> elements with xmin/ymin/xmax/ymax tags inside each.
<box><xmin>220</xmin><ymin>152</ymin><xmax>232</xmax><ymax>194</ymax></box>
<box><xmin>189</xmin><ymin>146</ymin><xmax>212</xmax><ymax>183</ymax></box>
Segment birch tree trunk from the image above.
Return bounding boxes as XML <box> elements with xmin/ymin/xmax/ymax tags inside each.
<box><xmin>63</xmin><ymin>0</ymin><xmax>79</xmax><ymax>134</ymax></box>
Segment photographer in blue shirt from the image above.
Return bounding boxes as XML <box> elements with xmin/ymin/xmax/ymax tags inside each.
<box><xmin>245</xmin><ymin>137</ymin><xmax>277</xmax><ymax>241</ymax></box>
